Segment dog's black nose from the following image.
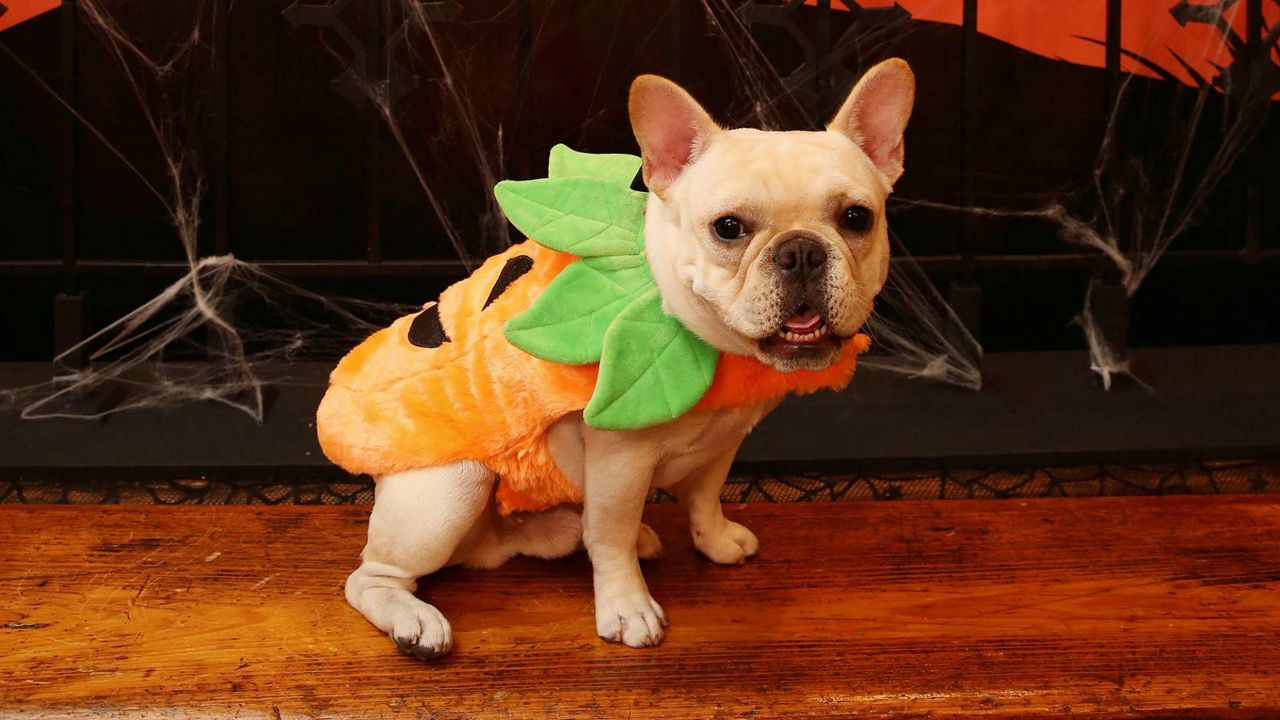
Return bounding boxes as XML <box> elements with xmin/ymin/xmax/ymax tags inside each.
<box><xmin>773</xmin><ymin>238</ymin><xmax>828</xmax><ymax>285</ymax></box>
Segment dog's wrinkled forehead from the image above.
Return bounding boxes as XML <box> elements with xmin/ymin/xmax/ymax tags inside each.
<box><xmin>675</xmin><ymin>129</ymin><xmax>890</xmax><ymax>223</ymax></box>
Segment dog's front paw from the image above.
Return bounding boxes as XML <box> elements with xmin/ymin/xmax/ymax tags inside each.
<box><xmin>694</xmin><ymin>520</ymin><xmax>759</xmax><ymax>564</ymax></box>
<box><xmin>595</xmin><ymin>591</ymin><xmax>667</xmax><ymax>648</ymax></box>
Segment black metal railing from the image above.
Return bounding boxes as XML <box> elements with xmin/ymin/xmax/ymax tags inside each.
<box><xmin>0</xmin><ymin>0</ymin><xmax>1275</xmax><ymax>369</ymax></box>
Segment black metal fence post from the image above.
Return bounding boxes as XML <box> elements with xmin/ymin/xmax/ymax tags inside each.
<box><xmin>204</xmin><ymin>0</ymin><xmax>237</xmax><ymax>362</ymax></box>
<box><xmin>815</xmin><ymin>0</ymin><xmax>831</xmax><ymax>114</ymax></box>
<box><xmin>213</xmin><ymin>0</ymin><xmax>230</xmax><ymax>259</ymax></box>
<box><xmin>947</xmin><ymin>0</ymin><xmax>982</xmax><ymax>343</ymax></box>
<box><xmin>1088</xmin><ymin>0</ymin><xmax>1130</xmax><ymax>375</ymax></box>
<box><xmin>513</xmin><ymin>0</ymin><xmax>533</xmax><ymax>185</ymax></box>
<box><xmin>1243</xmin><ymin>0</ymin><xmax>1262</xmax><ymax>262</ymax></box>
<box><xmin>1104</xmin><ymin>0</ymin><xmax>1121</xmax><ymax>110</ymax></box>
<box><xmin>54</xmin><ymin>0</ymin><xmax>87</xmax><ymax>372</ymax></box>
<box><xmin>666</xmin><ymin>0</ymin><xmax>683</xmax><ymax>84</ymax></box>
<box><xmin>364</xmin><ymin>0</ymin><xmax>383</xmax><ymax>264</ymax></box>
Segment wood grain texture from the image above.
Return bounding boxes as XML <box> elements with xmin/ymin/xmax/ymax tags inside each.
<box><xmin>0</xmin><ymin>497</ymin><xmax>1277</xmax><ymax>719</ymax></box>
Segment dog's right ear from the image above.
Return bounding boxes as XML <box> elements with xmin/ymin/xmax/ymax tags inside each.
<box><xmin>629</xmin><ymin>75</ymin><xmax>720</xmax><ymax>197</ymax></box>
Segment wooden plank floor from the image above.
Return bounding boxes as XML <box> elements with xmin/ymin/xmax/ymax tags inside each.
<box><xmin>1</xmin><ymin>497</ymin><xmax>1278</xmax><ymax>718</ymax></box>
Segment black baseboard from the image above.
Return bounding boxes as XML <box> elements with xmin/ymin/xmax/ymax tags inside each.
<box><xmin>741</xmin><ymin>345</ymin><xmax>1280</xmax><ymax>470</ymax></box>
<box><xmin>2</xmin><ymin>345</ymin><xmax>1278</xmax><ymax>479</ymax></box>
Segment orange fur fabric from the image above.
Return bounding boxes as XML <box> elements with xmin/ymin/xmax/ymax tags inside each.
<box><xmin>317</xmin><ymin>240</ymin><xmax>869</xmax><ymax>514</ymax></box>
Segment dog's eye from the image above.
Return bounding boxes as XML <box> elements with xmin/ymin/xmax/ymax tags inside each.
<box><xmin>841</xmin><ymin>205</ymin><xmax>873</xmax><ymax>233</ymax></box>
<box><xmin>712</xmin><ymin>216</ymin><xmax>747</xmax><ymax>241</ymax></box>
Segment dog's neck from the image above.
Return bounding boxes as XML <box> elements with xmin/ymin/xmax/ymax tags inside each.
<box><xmin>643</xmin><ymin>195</ymin><xmax>759</xmax><ymax>358</ymax></box>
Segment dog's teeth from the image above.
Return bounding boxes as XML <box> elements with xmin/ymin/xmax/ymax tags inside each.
<box><xmin>777</xmin><ymin>323</ymin><xmax>829</xmax><ymax>345</ymax></box>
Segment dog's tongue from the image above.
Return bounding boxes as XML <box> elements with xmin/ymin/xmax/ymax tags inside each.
<box><xmin>782</xmin><ymin>307</ymin><xmax>822</xmax><ymax>333</ymax></box>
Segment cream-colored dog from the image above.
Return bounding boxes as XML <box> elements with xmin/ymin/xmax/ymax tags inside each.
<box><xmin>344</xmin><ymin>59</ymin><xmax>915</xmax><ymax>658</ymax></box>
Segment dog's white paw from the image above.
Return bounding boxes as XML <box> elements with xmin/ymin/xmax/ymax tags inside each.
<box><xmin>386</xmin><ymin>595</ymin><xmax>453</xmax><ymax>660</ymax></box>
<box><xmin>694</xmin><ymin>520</ymin><xmax>759</xmax><ymax>565</ymax></box>
<box><xmin>636</xmin><ymin>522</ymin><xmax>663</xmax><ymax>561</ymax></box>
<box><xmin>595</xmin><ymin>591</ymin><xmax>667</xmax><ymax>648</ymax></box>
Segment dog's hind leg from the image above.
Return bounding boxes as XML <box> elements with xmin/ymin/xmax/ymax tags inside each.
<box><xmin>459</xmin><ymin>506</ymin><xmax>664</xmax><ymax>568</ymax></box>
<box><xmin>345</xmin><ymin>460</ymin><xmax>494</xmax><ymax>660</ymax></box>
<box><xmin>456</xmin><ymin>504</ymin><xmax>584</xmax><ymax>569</ymax></box>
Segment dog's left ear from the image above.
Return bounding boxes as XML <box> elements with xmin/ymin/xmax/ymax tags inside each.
<box><xmin>629</xmin><ymin>75</ymin><xmax>721</xmax><ymax>197</ymax></box>
<box><xmin>828</xmin><ymin>58</ymin><xmax>915</xmax><ymax>185</ymax></box>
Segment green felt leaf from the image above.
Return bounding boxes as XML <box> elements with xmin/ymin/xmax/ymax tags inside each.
<box><xmin>584</xmin><ymin>287</ymin><xmax>719</xmax><ymax>431</ymax></box>
<box><xmin>504</xmin><ymin>255</ymin><xmax>653</xmax><ymax>365</ymax></box>
<box><xmin>494</xmin><ymin>177</ymin><xmax>647</xmax><ymax>257</ymax></box>
<box><xmin>497</xmin><ymin>146</ymin><xmax>724</xmax><ymax>430</ymax></box>
<box><xmin>548</xmin><ymin>144</ymin><xmax>642</xmax><ymax>186</ymax></box>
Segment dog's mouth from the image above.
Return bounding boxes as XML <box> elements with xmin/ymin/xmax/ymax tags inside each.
<box><xmin>773</xmin><ymin>305</ymin><xmax>828</xmax><ymax>344</ymax></box>
<box><xmin>758</xmin><ymin>305</ymin><xmax>841</xmax><ymax>359</ymax></box>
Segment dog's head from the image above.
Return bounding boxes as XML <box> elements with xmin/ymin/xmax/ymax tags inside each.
<box><xmin>631</xmin><ymin>59</ymin><xmax>914</xmax><ymax>372</ymax></box>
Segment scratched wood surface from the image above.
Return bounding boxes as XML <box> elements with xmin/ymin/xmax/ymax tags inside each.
<box><xmin>1</xmin><ymin>497</ymin><xmax>1278</xmax><ymax>719</ymax></box>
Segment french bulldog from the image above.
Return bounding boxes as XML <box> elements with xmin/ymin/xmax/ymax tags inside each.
<box><xmin>332</xmin><ymin>58</ymin><xmax>914</xmax><ymax>658</ymax></box>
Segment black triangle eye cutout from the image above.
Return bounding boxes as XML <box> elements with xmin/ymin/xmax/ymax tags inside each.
<box><xmin>483</xmin><ymin>255</ymin><xmax>534</xmax><ymax>310</ymax></box>
<box><xmin>407</xmin><ymin>304</ymin><xmax>449</xmax><ymax>348</ymax></box>
<box><xmin>630</xmin><ymin>167</ymin><xmax>648</xmax><ymax>193</ymax></box>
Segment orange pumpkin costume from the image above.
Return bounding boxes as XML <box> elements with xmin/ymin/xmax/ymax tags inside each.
<box><xmin>317</xmin><ymin>241</ymin><xmax>869</xmax><ymax>514</ymax></box>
